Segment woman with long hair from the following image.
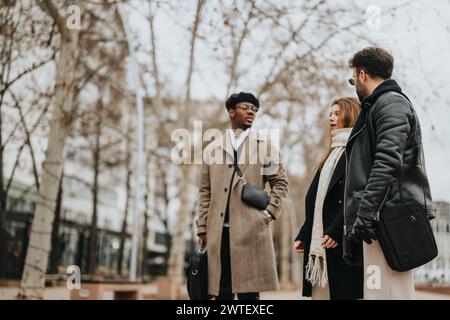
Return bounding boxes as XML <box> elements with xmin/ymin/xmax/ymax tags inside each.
<box><xmin>294</xmin><ymin>97</ymin><xmax>363</xmax><ymax>300</ymax></box>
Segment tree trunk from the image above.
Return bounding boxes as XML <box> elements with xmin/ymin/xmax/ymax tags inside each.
<box><xmin>0</xmin><ymin>4</ymin><xmax>12</xmax><ymax>282</ymax></box>
<box><xmin>117</xmin><ymin>172</ymin><xmax>131</xmax><ymax>276</ymax></box>
<box><xmin>0</xmin><ymin>95</ymin><xmax>6</xmax><ymax>281</ymax></box>
<box><xmin>141</xmin><ymin>153</ymin><xmax>153</xmax><ymax>280</ymax></box>
<box><xmin>87</xmin><ymin>100</ymin><xmax>103</xmax><ymax>276</ymax></box>
<box><xmin>280</xmin><ymin>205</ymin><xmax>291</xmax><ymax>289</ymax></box>
<box><xmin>0</xmin><ymin>156</ymin><xmax>7</xmax><ymax>282</ymax></box>
<box><xmin>117</xmin><ymin>125</ymin><xmax>132</xmax><ymax>276</ymax></box>
<box><xmin>141</xmin><ymin>210</ymin><xmax>149</xmax><ymax>280</ymax></box>
<box><xmin>166</xmin><ymin>0</ymin><xmax>206</xmax><ymax>298</ymax></box>
<box><xmin>49</xmin><ymin>173</ymin><xmax>63</xmax><ymax>274</ymax></box>
<box><xmin>159</xmin><ymin>165</ymin><xmax>171</xmax><ymax>275</ymax></box>
<box><xmin>18</xmin><ymin>27</ymin><xmax>79</xmax><ymax>299</ymax></box>
<box><xmin>167</xmin><ymin>165</ymin><xmax>196</xmax><ymax>298</ymax></box>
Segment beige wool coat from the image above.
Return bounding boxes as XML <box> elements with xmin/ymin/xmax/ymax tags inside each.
<box><xmin>196</xmin><ymin>130</ymin><xmax>288</xmax><ymax>296</ymax></box>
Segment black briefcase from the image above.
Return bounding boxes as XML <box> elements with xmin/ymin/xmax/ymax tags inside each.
<box><xmin>186</xmin><ymin>247</ymin><xmax>208</xmax><ymax>300</ymax></box>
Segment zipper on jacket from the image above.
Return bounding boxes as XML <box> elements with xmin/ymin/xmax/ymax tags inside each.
<box><xmin>343</xmin><ymin>124</ymin><xmax>366</xmax><ymax>235</ymax></box>
<box><xmin>375</xmin><ymin>186</ymin><xmax>391</xmax><ymax>221</ymax></box>
<box><xmin>399</xmin><ymin>167</ymin><xmax>403</xmax><ymax>203</ymax></box>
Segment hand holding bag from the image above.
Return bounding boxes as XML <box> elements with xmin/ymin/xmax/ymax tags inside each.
<box><xmin>186</xmin><ymin>246</ymin><xmax>208</xmax><ymax>300</ymax></box>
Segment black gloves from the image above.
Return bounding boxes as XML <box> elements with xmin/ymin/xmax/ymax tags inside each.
<box><xmin>348</xmin><ymin>215</ymin><xmax>378</xmax><ymax>244</ymax></box>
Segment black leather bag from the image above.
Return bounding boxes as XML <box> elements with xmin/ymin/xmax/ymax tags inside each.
<box><xmin>241</xmin><ymin>182</ymin><xmax>269</xmax><ymax>210</ymax></box>
<box><xmin>186</xmin><ymin>247</ymin><xmax>208</xmax><ymax>300</ymax></box>
<box><xmin>375</xmin><ymin>147</ymin><xmax>437</xmax><ymax>272</ymax></box>
<box><xmin>376</xmin><ymin>201</ymin><xmax>437</xmax><ymax>272</ymax></box>
<box><xmin>233</xmin><ymin>162</ymin><xmax>269</xmax><ymax>210</ymax></box>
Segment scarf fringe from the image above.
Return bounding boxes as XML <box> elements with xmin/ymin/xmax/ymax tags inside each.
<box><xmin>305</xmin><ymin>255</ymin><xmax>328</xmax><ymax>288</ymax></box>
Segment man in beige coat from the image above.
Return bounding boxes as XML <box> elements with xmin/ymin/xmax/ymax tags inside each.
<box><xmin>196</xmin><ymin>92</ymin><xmax>288</xmax><ymax>300</ymax></box>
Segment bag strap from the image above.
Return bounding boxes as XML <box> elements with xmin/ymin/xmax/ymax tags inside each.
<box><xmin>233</xmin><ymin>149</ymin><xmax>245</xmax><ymax>179</ymax></box>
<box><xmin>377</xmin><ymin>93</ymin><xmax>428</xmax><ymax>219</ymax></box>
<box><xmin>402</xmin><ymin>96</ymin><xmax>428</xmax><ymax>213</ymax></box>
<box><xmin>233</xmin><ymin>154</ymin><xmax>243</xmax><ymax>177</ymax></box>
<box><xmin>418</xmin><ymin>141</ymin><xmax>427</xmax><ymax>212</ymax></box>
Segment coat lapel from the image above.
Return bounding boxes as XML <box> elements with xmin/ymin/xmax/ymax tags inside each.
<box><xmin>208</xmin><ymin>130</ymin><xmax>234</xmax><ymax>164</ymax></box>
<box><xmin>238</xmin><ymin>131</ymin><xmax>256</xmax><ymax>172</ymax></box>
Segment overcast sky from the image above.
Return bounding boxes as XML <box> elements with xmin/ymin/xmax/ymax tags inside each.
<box><xmin>124</xmin><ymin>0</ymin><xmax>450</xmax><ymax>203</ymax></box>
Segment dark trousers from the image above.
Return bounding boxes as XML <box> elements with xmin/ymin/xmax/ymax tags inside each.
<box><xmin>216</xmin><ymin>226</ymin><xmax>259</xmax><ymax>300</ymax></box>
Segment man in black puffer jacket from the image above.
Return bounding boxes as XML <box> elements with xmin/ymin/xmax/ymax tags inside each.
<box><xmin>344</xmin><ymin>47</ymin><xmax>435</xmax><ymax>299</ymax></box>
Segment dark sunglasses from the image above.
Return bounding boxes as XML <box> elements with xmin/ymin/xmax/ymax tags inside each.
<box><xmin>349</xmin><ymin>69</ymin><xmax>367</xmax><ymax>86</ymax></box>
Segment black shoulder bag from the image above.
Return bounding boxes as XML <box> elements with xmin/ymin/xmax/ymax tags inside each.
<box><xmin>186</xmin><ymin>247</ymin><xmax>208</xmax><ymax>300</ymax></box>
<box><xmin>375</xmin><ymin>107</ymin><xmax>438</xmax><ymax>272</ymax></box>
<box><xmin>233</xmin><ymin>158</ymin><xmax>269</xmax><ymax>211</ymax></box>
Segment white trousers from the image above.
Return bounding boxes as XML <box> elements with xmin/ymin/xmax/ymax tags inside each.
<box><xmin>363</xmin><ymin>240</ymin><xmax>415</xmax><ymax>300</ymax></box>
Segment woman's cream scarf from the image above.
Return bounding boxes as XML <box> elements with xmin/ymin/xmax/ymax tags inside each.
<box><xmin>305</xmin><ymin>128</ymin><xmax>352</xmax><ymax>288</ymax></box>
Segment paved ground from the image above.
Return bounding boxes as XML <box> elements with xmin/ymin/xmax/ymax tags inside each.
<box><xmin>1</xmin><ymin>285</ymin><xmax>449</xmax><ymax>300</ymax></box>
<box><xmin>261</xmin><ymin>289</ymin><xmax>450</xmax><ymax>300</ymax></box>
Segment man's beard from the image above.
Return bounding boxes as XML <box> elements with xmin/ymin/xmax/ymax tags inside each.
<box><xmin>356</xmin><ymin>84</ymin><xmax>368</xmax><ymax>102</ymax></box>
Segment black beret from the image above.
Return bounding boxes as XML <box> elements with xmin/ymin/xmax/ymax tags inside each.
<box><xmin>225</xmin><ymin>92</ymin><xmax>259</xmax><ymax>110</ymax></box>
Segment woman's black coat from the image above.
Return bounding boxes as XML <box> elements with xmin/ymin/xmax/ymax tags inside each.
<box><xmin>295</xmin><ymin>154</ymin><xmax>363</xmax><ymax>300</ymax></box>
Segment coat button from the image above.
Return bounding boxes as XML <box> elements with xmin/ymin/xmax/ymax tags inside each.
<box><xmin>224</xmin><ymin>188</ymin><xmax>228</xmax><ymax>192</ymax></box>
<box><xmin>339</xmin><ymin>200</ymin><xmax>342</xmax><ymax>204</ymax></box>
<box><xmin>228</xmin><ymin>164</ymin><xmax>233</xmax><ymax>168</ymax></box>
<box><xmin>339</xmin><ymin>181</ymin><xmax>342</xmax><ymax>184</ymax></box>
<box><xmin>220</xmin><ymin>212</ymin><xmax>224</xmax><ymax>217</ymax></box>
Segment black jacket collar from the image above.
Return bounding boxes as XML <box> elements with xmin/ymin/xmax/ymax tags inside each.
<box><xmin>348</xmin><ymin>79</ymin><xmax>405</xmax><ymax>144</ymax></box>
<box><xmin>361</xmin><ymin>79</ymin><xmax>403</xmax><ymax>109</ymax></box>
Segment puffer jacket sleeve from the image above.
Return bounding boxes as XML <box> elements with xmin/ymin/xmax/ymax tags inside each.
<box><xmin>357</xmin><ymin>94</ymin><xmax>413</xmax><ymax>218</ymax></box>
